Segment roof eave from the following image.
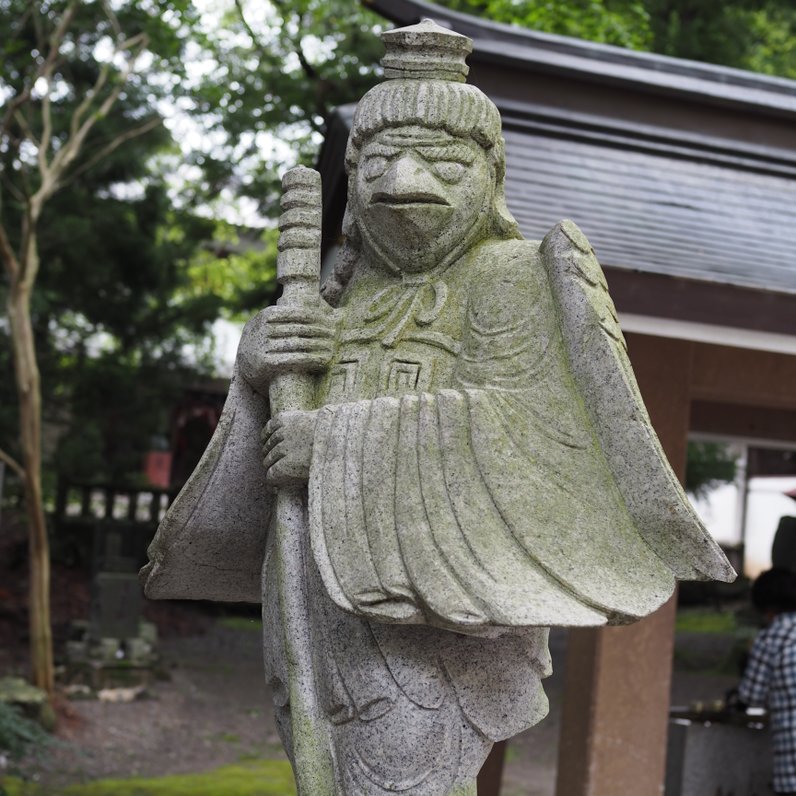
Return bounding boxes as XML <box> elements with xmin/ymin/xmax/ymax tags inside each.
<box><xmin>363</xmin><ymin>0</ymin><xmax>796</xmax><ymax>119</ymax></box>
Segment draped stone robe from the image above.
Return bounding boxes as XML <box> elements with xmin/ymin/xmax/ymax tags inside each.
<box><xmin>262</xmin><ymin>234</ymin><xmax>678</xmax><ymax>793</ymax></box>
<box><xmin>310</xmin><ymin>236</ymin><xmax>675</xmax><ymax>631</ymax></box>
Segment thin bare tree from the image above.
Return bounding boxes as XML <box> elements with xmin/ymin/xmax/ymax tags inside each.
<box><xmin>0</xmin><ymin>1</ymin><xmax>158</xmax><ymax>694</ymax></box>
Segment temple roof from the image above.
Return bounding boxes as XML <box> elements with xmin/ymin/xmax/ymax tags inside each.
<box><xmin>365</xmin><ymin>0</ymin><xmax>796</xmax><ymax>118</ymax></box>
<box><xmin>319</xmin><ymin>1</ymin><xmax>796</xmax><ymax>335</ymax></box>
<box><xmin>498</xmin><ymin>104</ymin><xmax>796</xmax><ymax>295</ymax></box>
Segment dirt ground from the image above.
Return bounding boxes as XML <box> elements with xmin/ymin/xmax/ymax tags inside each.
<box><xmin>0</xmin><ymin>520</ymin><xmax>744</xmax><ymax>795</ymax></box>
<box><xmin>13</xmin><ymin>619</ymin><xmax>281</xmax><ymax>788</ymax></box>
<box><xmin>11</xmin><ymin>618</ymin><xmax>561</xmax><ymax>793</ymax></box>
<box><xmin>6</xmin><ymin>617</ymin><xmax>740</xmax><ymax>796</ymax></box>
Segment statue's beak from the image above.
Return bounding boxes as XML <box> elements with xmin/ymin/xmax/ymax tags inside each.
<box><xmin>372</xmin><ymin>189</ymin><xmax>450</xmax><ymax>207</ymax></box>
<box><xmin>370</xmin><ymin>154</ymin><xmax>450</xmax><ymax>209</ymax></box>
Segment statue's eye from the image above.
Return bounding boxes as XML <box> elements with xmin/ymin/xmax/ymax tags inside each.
<box><xmin>431</xmin><ymin>161</ymin><xmax>466</xmax><ymax>184</ymax></box>
<box><xmin>364</xmin><ymin>156</ymin><xmax>389</xmax><ymax>181</ymax></box>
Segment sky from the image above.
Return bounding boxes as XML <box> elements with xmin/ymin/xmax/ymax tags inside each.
<box><xmin>692</xmin><ymin>460</ymin><xmax>796</xmax><ymax>578</ymax></box>
<box><xmin>745</xmin><ymin>477</ymin><xmax>796</xmax><ymax>577</ymax></box>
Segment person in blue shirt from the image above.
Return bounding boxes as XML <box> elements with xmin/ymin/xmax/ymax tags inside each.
<box><xmin>739</xmin><ymin>568</ymin><xmax>796</xmax><ymax>795</ymax></box>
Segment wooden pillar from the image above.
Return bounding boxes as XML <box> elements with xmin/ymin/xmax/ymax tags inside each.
<box><xmin>478</xmin><ymin>740</ymin><xmax>507</xmax><ymax>795</ymax></box>
<box><xmin>555</xmin><ymin>335</ymin><xmax>694</xmax><ymax>796</ymax></box>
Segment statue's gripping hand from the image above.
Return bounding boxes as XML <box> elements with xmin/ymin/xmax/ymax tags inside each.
<box><xmin>237</xmin><ymin>300</ymin><xmax>336</xmax><ymax>395</ymax></box>
<box><xmin>261</xmin><ymin>410</ymin><xmax>317</xmax><ymax>486</ymax></box>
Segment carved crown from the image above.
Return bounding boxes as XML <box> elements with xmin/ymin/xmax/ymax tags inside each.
<box><xmin>381</xmin><ymin>18</ymin><xmax>472</xmax><ymax>82</ymax></box>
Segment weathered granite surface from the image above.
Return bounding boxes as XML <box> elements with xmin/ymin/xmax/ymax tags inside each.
<box><xmin>141</xmin><ymin>18</ymin><xmax>735</xmax><ymax>795</ymax></box>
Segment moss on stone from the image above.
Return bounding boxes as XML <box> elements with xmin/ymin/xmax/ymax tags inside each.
<box><xmin>1</xmin><ymin>760</ymin><xmax>296</xmax><ymax>795</ymax></box>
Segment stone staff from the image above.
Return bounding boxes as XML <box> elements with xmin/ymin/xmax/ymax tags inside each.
<box><xmin>267</xmin><ymin>165</ymin><xmax>334</xmax><ymax>791</ymax></box>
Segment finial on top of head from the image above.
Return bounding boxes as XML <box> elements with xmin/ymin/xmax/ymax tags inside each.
<box><xmin>381</xmin><ymin>18</ymin><xmax>472</xmax><ymax>83</ymax></box>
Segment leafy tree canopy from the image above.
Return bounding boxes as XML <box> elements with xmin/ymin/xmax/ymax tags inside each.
<box><xmin>190</xmin><ymin>0</ymin><xmax>796</xmax><ymax>224</ymax></box>
<box><xmin>441</xmin><ymin>0</ymin><xmax>796</xmax><ymax>76</ymax></box>
<box><xmin>0</xmin><ymin>1</ymin><xmax>236</xmax><ymax>486</ymax></box>
<box><xmin>186</xmin><ymin>0</ymin><xmax>384</xmax><ymax>216</ymax></box>
<box><xmin>686</xmin><ymin>441</ymin><xmax>738</xmax><ymax>500</ymax></box>
<box><xmin>443</xmin><ymin>0</ymin><xmax>653</xmax><ymax>49</ymax></box>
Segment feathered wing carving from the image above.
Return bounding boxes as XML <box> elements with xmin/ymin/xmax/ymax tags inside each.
<box><xmin>141</xmin><ymin>365</ymin><xmax>271</xmax><ymax>603</ymax></box>
<box><xmin>541</xmin><ymin>220</ymin><xmax>735</xmax><ymax>584</ymax></box>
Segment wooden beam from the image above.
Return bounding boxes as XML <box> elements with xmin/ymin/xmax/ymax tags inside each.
<box><xmin>691</xmin><ymin>342</ymin><xmax>796</xmax><ymax>410</ymax></box>
<box><xmin>605</xmin><ymin>269</ymin><xmax>796</xmax><ymax>338</ymax></box>
<box><xmin>691</xmin><ymin>400</ymin><xmax>796</xmax><ymax>444</ymax></box>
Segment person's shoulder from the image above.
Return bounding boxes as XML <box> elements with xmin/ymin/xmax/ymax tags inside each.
<box><xmin>755</xmin><ymin>613</ymin><xmax>796</xmax><ymax>655</ymax></box>
<box><xmin>774</xmin><ymin>612</ymin><xmax>796</xmax><ymax>638</ymax></box>
<box><xmin>770</xmin><ymin>612</ymin><xmax>796</xmax><ymax>629</ymax></box>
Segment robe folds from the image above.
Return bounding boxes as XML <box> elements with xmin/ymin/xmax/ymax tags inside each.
<box><xmin>143</xmin><ymin>224</ymin><xmax>731</xmax><ymax>620</ymax></box>
<box><xmin>308</xmin><ymin>231</ymin><xmax>723</xmax><ymax>633</ymax></box>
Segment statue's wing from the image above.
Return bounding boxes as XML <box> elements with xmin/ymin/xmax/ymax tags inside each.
<box><xmin>140</xmin><ymin>365</ymin><xmax>272</xmax><ymax>603</ymax></box>
<box><xmin>541</xmin><ymin>220</ymin><xmax>735</xmax><ymax>583</ymax></box>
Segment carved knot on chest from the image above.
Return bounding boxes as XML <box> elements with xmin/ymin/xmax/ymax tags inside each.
<box><xmin>364</xmin><ymin>277</ymin><xmax>449</xmax><ymax>347</ymax></box>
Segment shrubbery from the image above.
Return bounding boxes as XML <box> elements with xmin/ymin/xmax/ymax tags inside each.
<box><xmin>0</xmin><ymin>701</ymin><xmax>50</xmax><ymax>763</ymax></box>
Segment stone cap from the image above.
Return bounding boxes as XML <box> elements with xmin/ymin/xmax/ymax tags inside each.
<box><xmin>381</xmin><ymin>18</ymin><xmax>472</xmax><ymax>82</ymax></box>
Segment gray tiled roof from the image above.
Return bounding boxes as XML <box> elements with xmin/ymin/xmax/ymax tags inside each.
<box><xmin>326</xmin><ymin>105</ymin><xmax>796</xmax><ymax>295</ymax></box>
<box><xmin>324</xmin><ymin>1</ymin><xmax>796</xmax><ymax>297</ymax></box>
<box><xmin>500</xmin><ymin>118</ymin><xmax>796</xmax><ymax>295</ymax></box>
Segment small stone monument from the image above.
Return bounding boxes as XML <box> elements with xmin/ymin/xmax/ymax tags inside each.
<box><xmin>142</xmin><ymin>19</ymin><xmax>735</xmax><ymax>795</ymax></box>
<box><xmin>65</xmin><ymin>520</ymin><xmax>158</xmax><ymax>690</ymax></box>
<box><xmin>91</xmin><ymin>526</ymin><xmax>142</xmax><ymax>641</ymax></box>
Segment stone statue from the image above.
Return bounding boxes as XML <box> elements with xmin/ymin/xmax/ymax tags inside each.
<box><xmin>141</xmin><ymin>19</ymin><xmax>734</xmax><ymax>796</ymax></box>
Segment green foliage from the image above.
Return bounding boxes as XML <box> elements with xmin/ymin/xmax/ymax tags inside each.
<box><xmin>212</xmin><ymin>731</ymin><xmax>242</xmax><ymax>743</ymax></box>
<box><xmin>0</xmin><ymin>2</ymin><xmax>275</xmax><ymax>489</ymax></box>
<box><xmin>676</xmin><ymin>608</ymin><xmax>737</xmax><ymax>634</ymax></box>
<box><xmin>1</xmin><ymin>760</ymin><xmax>296</xmax><ymax>796</ymax></box>
<box><xmin>190</xmin><ymin>1</ymin><xmax>385</xmax><ymax>216</ymax></box>
<box><xmin>443</xmin><ymin>0</ymin><xmax>653</xmax><ymax>49</ymax></box>
<box><xmin>743</xmin><ymin>5</ymin><xmax>796</xmax><ymax>78</ymax></box>
<box><xmin>686</xmin><ymin>441</ymin><xmax>738</xmax><ymax>500</ymax></box>
<box><xmin>645</xmin><ymin>0</ymin><xmax>796</xmax><ymax>78</ymax></box>
<box><xmin>180</xmin><ymin>224</ymin><xmax>279</xmax><ymax>319</ymax></box>
<box><xmin>52</xmin><ymin>351</ymin><xmax>201</xmax><ymax>484</ymax></box>
<box><xmin>0</xmin><ymin>1</ymin><xmax>198</xmax><ymax>194</ymax></box>
<box><xmin>439</xmin><ymin>0</ymin><xmax>796</xmax><ymax>77</ymax></box>
<box><xmin>217</xmin><ymin>616</ymin><xmax>264</xmax><ymax>632</ymax></box>
<box><xmin>0</xmin><ymin>176</ymin><xmax>225</xmax><ymax>485</ymax></box>
<box><xmin>0</xmin><ymin>703</ymin><xmax>50</xmax><ymax>762</ymax></box>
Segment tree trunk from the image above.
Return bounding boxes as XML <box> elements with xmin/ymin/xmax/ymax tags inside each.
<box><xmin>7</xmin><ymin>243</ymin><xmax>54</xmax><ymax>695</ymax></box>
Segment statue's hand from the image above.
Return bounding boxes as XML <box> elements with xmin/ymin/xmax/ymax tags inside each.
<box><xmin>261</xmin><ymin>410</ymin><xmax>318</xmax><ymax>486</ymax></box>
<box><xmin>238</xmin><ymin>301</ymin><xmax>336</xmax><ymax>393</ymax></box>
